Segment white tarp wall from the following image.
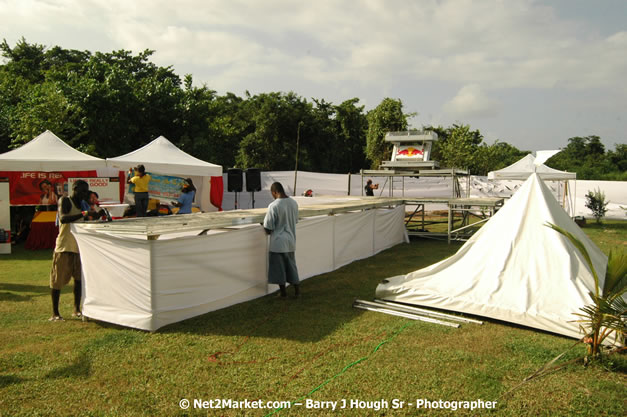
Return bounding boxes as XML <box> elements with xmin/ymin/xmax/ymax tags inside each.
<box><xmin>73</xmin><ymin>205</ymin><xmax>407</xmax><ymax>331</ymax></box>
<box><xmin>226</xmin><ymin>171</ymin><xmax>626</xmax><ymax>219</ymax></box>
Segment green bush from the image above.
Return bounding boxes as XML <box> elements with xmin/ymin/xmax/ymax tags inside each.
<box><xmin>585</xmin><ymin>188</ymin><xmax>609</xmax><ymax>224</ymax></box>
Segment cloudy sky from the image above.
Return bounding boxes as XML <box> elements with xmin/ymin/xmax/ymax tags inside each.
<box><xmin>2</xmin><ymin>0</ymin><xmax>626</xmax><ymax>151</ymax></box>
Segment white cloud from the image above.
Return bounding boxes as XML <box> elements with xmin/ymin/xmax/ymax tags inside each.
<box><xmin>443</xmin><ymin>84</ymin><xmax>500</xmax><ymax>118</ymax></box>
<box><xmin>1</xmin><ymin>0</ymin><xmax>626</xmax><ymax>149</ymax></box>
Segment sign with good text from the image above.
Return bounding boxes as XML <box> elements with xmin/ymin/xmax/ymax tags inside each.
<box><xmin>68</xmin><ymin>177</ymin><xmax>122</xmax><ymax>203</ymax></box>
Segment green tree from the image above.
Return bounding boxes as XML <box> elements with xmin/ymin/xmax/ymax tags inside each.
<box><xmin>365</xmin><ymin>98</ymin><xmax>408</xmax><ymax>168</ymax></box>
<box><xmin>437</xmin><ymin>124</ymin><xmax>483</xmax><ymax>172</ymax></box>
<box><xmin>546</xmin><ymin>136</ymin><xmax>624</xmax><ymax>180</ymax></box>
<box><xmin>236</xmin><ymin>92</ymin><xmax>312</xmax><ymax>170</ymax></box>
<box><xmin>334</xmin><ymin>98</ymin><xmax>368</xmax><ymax>173</ymax></box>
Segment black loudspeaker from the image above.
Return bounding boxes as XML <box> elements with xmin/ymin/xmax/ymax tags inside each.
<box><xmin>245</xmin><ymin>168</ymin><xmax>262</xmax><ymax>192</ymax></box>
<box><xmin>227</xmin><ymin>168</ymin><xmax>243</xmax><ymax>192</ymax></box>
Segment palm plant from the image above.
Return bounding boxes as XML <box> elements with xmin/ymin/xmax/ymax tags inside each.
<box><xmin>546</xmin><ymin>223</ymin><xmax>626</xmax><ymax>357</ymax></box>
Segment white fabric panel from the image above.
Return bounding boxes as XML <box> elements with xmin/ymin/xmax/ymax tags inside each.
<box><xmin>73</xmin><ymin>207</ymin><xmax>407</xmax><ymax>331</ymax></box>
<box><xmin>333</xmin><ymin>210</ymin><xmax>376</xmax><ymax>269</ymax></box>
<box><xmin>150</xmin><ymin>225</ymin><xmax>268</xmax><ymax>330</ymax></box>
<box><xmin>374</xmin><ymin>205</ymin><xmax>409</xmax><ymax>253</ymax></box>
<box><xmin>295</xmin><ymin>216</ymin><xmax>335</xmax><ymax>280</ymax></box>
<box><xmin>376</xmin><ymin>174</ymin><xmax>607</xmax><ymax>340</ymax></box>
<box><xmin>72</xmin><ymin>228</ymin><xmax>154</xmax><ymax>330</ymax></box>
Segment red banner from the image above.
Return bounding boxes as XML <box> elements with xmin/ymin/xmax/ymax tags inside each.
<box><xmin>0</xmin><ymin>171</ymin><xmax>98</xmax><ymax>205</ymax></box>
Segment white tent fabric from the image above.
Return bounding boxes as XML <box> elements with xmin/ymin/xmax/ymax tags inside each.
<box><xmin>487</xmin><ymin>154</ymin><xmax>576</xmax><ymax>181</ymax></box>
<box><xmin>534</xmin><ymin>150</ymin><xmax>561</xmax><ymax>166</ymax></box>
<box><xmin>73</xmin><ymin>205</ymin><xmax>408</xmax><ymax>331</ymax></box>
<box><xmin>0</xmin><ymin>130</ymin><xmax>107</xmax><ymax>171</ymax></box>
<box><xmin>106</xmin><ymin>136</ymin><xmax>222</xmax><ymax>211</ymax></box>
<box><xmin>376</xmin><ymin>174</ymin><xmax>607</xmax><ymax>340</ymax></box>
<box><xmin>106</xmin><ymin>136</ymin><xmax>222</xmax><ymax>177</ymax></box>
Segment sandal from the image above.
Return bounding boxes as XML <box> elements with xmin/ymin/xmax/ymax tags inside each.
<box><xmin>72</xmin><ymin>312</ymin><xmax>83</xmax><ymax>318</ymax></box>
<box><xmin>48</xmin><ymin>315</ymin><xmax>64</xmax><ymax>321</ymax></box>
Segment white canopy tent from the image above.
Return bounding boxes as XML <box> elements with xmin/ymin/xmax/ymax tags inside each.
<box><xmin>376</xmin><ymin>173</ymin><xmax>608</xmax><ymax>340</ymax></box>
<box><xmin>487</xmin><ymin>154</ymin><xmax>575</xmax><ymax>181</ymax></box>
<box><xmin>488</xmin><ymin>153</ymin><xmax>576</xmax><ymax>215</ymax></box>
<box><xmin>106</xmin><ymin>136</ymin><xmax>223</xmax><ymax>212</ymax></box>
<box><xmin>0</xmin><ymin>130</ymin><xmax>107</xmax><ymax>171</ymax></box>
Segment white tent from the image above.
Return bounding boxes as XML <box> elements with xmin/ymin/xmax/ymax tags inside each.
<box><xmin>106</xmin><ymin>136</ymin><xmax>223</xmax><ymax>211</ymax></box>
<box><xmin>0</xmin><ymin>130</ymin><xmax>107</xmax><ymax>171</ymax></box>
<box><xmin>487</xmin><ymin>154</ymin><xmax>575</xmax><ymax>181</ymax></box>
<box><xmin>376</xmin><ymin>173</ymin><xmax>608</xmax><ymax>340</ymax></box>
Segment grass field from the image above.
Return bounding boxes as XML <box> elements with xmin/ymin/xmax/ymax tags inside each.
<box><xmin>1</xmin><ymin>221</ymin><xmax>625</xmax><ymax>416</ymax></box>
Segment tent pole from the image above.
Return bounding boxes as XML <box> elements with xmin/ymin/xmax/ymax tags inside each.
<box><xmin>353</xmin><ymin>300</ymin><xmax>460</xmax><ymax>328</ymax></box>
<box><xmin>373</xmin><ymin>299</ymin><xmax>483</xmax><ymax>324</ymax></box>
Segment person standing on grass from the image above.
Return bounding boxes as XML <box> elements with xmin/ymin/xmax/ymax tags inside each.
<box><xmin>49</xmin><ymin>180</ymin><xmax>105</xmax><ymax>321</ymax></box>
<box><xmin>263</xmin><ymin>182</ymin><xmax>300</xmax><ymax>298</ymax></box>
<box><xmin>127</xmin><ymin>164</ymin><xmax>151</xmax><ymax>217</ymax></box>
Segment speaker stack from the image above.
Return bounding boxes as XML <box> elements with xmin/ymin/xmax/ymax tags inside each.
<box><xmin>245</xmin><ymin>168</ymin><xmax>261</xmax><ymax>208</ymax></box>
<box><xmin>227</xmin><ymin>168</ymin><xmax>243</xmax><ymax>209</ymax></box>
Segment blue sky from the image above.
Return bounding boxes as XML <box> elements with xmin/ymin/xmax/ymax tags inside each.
<box><xmin>1</xmin><ymin>0</ymin><xmax>626</xmax><ymax>151</ymax></box>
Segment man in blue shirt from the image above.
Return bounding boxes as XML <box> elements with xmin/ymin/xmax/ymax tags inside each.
<box><xmin>263</xmin><ymin>182</ymin><xmax>300</xmax><ymax>298</ymax></box>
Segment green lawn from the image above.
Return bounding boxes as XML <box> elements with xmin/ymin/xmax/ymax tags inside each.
<box><xmin>1</xmin><ymin>221</ymin><xmax>625</xmax><ymax>416</ymax></box>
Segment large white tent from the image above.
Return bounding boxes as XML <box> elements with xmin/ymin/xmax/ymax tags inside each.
<box><xmin>0</xmin><ymin>130</ymin><xmax>107</xmax><ymax>171</ymax></box>
<box><xmin>106</xmin><ymin>136</ymin><xmax>223</xmax><ymax>211</ymax></box>
<box><xmin>376</xmin><ymin>173</ymin><xmax>607</xmax><ymax>340</ymax></box>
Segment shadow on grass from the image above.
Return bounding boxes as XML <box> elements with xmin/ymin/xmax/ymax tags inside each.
<box><xmin>0</xmin><ymin>283</ymin><xmax>50</xmax><ymax>298</ymax></box>
<box><xmin>0</xmin><ymin>291</ymin><xmax>33</xmax><ymax>302</ymax></box>
<box><xmin>45</xmin><ymin>352</ymin><xmax>91</xmax><ymax>380</ymax></box>
<box><xmin>0</xmin><ymin>374</ymin><xmax>25</xmax><ymax>388</ymax></box>
<box><xmin>2</xmin><ymin>243</ymin><xmax>53</xmax><ymax>261</ymax></box>
<box><xmin>157</xmin><ymin>239</ymin><xmax>460</xmax><ymax>342</ymax></box>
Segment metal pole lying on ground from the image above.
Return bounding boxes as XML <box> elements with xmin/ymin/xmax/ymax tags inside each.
<box><xmin>353</xmin><ymin>300</ymin><xmax>460</xmax><ymax>328</ymax></box>
<box><xmin>373</xmin><ymin>299</ymin><xmax>483</xmax><ymax>325</ymax></box>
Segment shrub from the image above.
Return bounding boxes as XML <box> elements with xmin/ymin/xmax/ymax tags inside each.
<box><xmin>585</xmin><ymin>188</ymin><xmax>609</xmax><ymax>224</ymax></box>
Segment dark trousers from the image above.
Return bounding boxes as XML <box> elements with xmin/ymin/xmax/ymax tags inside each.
<box><xmin>135</xmin><ymin>192</ymin><xmax>149</xmax><ymax>217</ymax></box>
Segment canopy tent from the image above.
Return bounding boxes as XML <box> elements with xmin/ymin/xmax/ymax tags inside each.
<box><xmin>487</xmin><ymin>154</ymin><xmax>575</xmax><ymax>181</ymax></box>
<box><xmin>0</xmin><ymin>130</ymin><xmax>116</xmax><ymax>206</ymax></box>
<box><xmin>0</xmin><ymin>130</ymin><xmax>107</xmax><ymax>171</ymax></box>
<box><xmin>376</xmin><ymin>173</ymin><xmax>608</xmax><ymax>340</ymax></box>
<box><xmin>106</xmin><ymin>136</ymin><xmax>223</xmax><ymax>211</ymax></box>
<box><xmin>488</xmin><ymin>153</ymin><xmax>576</xmax><ymax>215</ymax></box>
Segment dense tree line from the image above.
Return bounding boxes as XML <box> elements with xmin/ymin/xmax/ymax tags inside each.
<box><xmin>1</xmin><ymin>39</ymin><xmax>624</xmax><ymax>179</ymax></box>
